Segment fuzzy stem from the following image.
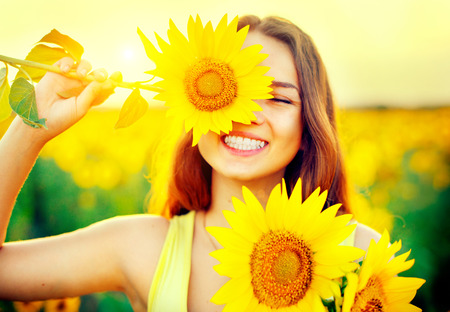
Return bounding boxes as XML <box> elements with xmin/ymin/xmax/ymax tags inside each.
<box><xmin>0</xmin><ymin>54</ymin><xmax>164</xmax><ymax>93</ymax></box>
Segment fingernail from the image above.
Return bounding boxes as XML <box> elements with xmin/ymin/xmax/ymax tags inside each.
<box><xmin>97</xmin><ymin>72</ymin><xmax>106</xmax><ymax>81</ymax></box>
<box><xmin>63</xmin><ymin>65</ymin><xmax>71</xmax><ymax>73</ymax></box>
<box><xmin>80</xmin><ymin>69</ymin><xmax>87</xmax><ymax>77</ymax></box>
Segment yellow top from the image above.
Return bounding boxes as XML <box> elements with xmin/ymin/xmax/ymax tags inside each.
<box><xmin>147</xmin><ymin>211</ymin><xmax>196</xmax><ymax>312</ymax></box>
<box><xmin>147</xmin><ymin>211</ymin><xmax>357</xmax><ymax>311</ymax></box>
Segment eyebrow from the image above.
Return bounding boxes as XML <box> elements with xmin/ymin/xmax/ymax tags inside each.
<box><xmin>271</xmin><ymin>81</ymin><xmax>300</xmax><ymax>93</ymax></box>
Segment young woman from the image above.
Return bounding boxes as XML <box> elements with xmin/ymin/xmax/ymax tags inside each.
<box><xmin>0</xmin><ymin>15</ymin><xmax>380</xmax><ymax>311</ymax></box>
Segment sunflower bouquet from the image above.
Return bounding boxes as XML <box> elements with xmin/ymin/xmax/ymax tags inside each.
<box><xmin>207</xmin><ymin>179</ymin><xmax>425</xmax><ymax>311</ymax></box>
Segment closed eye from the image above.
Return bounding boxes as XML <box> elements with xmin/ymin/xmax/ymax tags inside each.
<box><xmin>270</xmin><ymin>98</ymin><xmax>293</xmax><ymax>105</ymax></box>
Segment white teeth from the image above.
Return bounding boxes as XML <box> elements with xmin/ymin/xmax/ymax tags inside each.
<box><xmin>224</xmin><ymin>135</ymin><xmax>266</xmax><ymax>150</ymax></box>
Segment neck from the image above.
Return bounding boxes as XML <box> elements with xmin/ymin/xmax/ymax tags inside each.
<box><xmin>205</xmin><ymin>170</ymin><xmax>284</xmax><ymax>227</ymax></box>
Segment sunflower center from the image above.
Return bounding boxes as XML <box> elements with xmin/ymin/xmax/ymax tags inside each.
<box><xmin>196</xmin><ymin>71</ymin><xmax>223</xmax><ymax>97</ymax></box>
<box><xmin>184</xmin><ymin>58</ymin><xmax>237</xmax><ymax>112</ymax></box>
<box><xmin>351</xmin><ymin>277</ymin><xmax>386</xmax><ymax>312</ymax></box>
<box><xmin>273</xmin><ymin>250</ymin><xmax>301</xmax><ymax>284</ymax></box>
<box><xmin>249</xmin><ymin>230</ymin><xmax>314</xmax><ymax>309</ymax></box>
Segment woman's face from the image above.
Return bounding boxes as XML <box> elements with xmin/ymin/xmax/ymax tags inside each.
<box><xmin>198</xmin><ymin>31</ymin><xmax>302</xmax><ymax>183</ymax></box>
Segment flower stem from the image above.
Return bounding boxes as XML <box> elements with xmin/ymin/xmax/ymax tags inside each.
<box><xmin>0</xmin><ymin>54</ymin><xmax>163</xmax><ymax>93</ymax></box>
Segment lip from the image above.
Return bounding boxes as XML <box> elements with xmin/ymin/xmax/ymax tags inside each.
<box><xmin>220</xmin><ymin>131</ymin><xmax>268</xmax><ymax>156</ymax></box>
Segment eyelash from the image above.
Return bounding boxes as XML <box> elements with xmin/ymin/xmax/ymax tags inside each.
<box><xmin>270</xmin><ymin>98</ymin><xmax>293</xmax><ymax>105</ymax></box>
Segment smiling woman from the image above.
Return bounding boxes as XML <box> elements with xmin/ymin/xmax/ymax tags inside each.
<box><xmin>0</xmin><ymin>13</ymin><xmax>423</xmax><ymax>312</ymax></box>
<box><xmin>197</xmin><ymin>30</ymin><xmax>302</xmax><ymax>185</ymax></box>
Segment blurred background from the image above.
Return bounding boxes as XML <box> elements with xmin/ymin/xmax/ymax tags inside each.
<box><xmin>1</xmin><ymin>0</ymin><xmax>449</xmax><ymax>311</ymax></box>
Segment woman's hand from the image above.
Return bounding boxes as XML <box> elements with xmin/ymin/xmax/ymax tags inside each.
<box><xmin>32</xmin><ymin>57</ymin><xmax>120</xmax><ymax>143</ymax></box>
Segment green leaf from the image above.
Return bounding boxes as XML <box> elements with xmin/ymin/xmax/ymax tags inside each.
<box><xmin>322</xmin><ymin>298</ymin><xmax>337</xmax><ymax>312</ymax></box>
<box><xmin>114</xmin><ymin>89</ymin><xmax>148</xmax><ymax>129</ymax></box>
<box><xmin>9</xmin><ymin>77</ymin><xmax>47</xmax><ymax>128</ymax></box>
<box><xmin>0</xmin><ymin>67</ymin><xmax>12</xmax><ymax>122</ymax></box>
<box><xmin>15</xmin><ymin>45</ymin><xmax>68</xmax><ymax>82</ymax></box>
<box><xmin>38</xmin><ymin>29</ymin><xmax>84</xmax><ymax>62</ymax></box>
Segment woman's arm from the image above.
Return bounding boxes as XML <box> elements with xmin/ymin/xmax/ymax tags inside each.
<box><xmin>0</xmin><ymin>57</ymin><xmax>115</xmax><ymax>245</ymax></box>
<box><xmin>0</xmin><ymin>58</ymin><xmax>141</xmax><ymax>300</ymax></box>
<box><xmin>0</xmin><ymin>214</ymin><xmax>169</xmax><ymax>303</ymax></box>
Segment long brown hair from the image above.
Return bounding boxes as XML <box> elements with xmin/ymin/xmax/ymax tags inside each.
<box><xmin>163</xmin><ymin>15</ymin><xmax>350</xmax><ymax>217</ymax></box>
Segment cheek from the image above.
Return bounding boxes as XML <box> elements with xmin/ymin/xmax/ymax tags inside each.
<box><xmin>197</xmin><ymin>132</ymin><xmax>220</xmax><ymax>164</ymax></box>
<box><xmin>276</xmin><ymin>112</ymin><xmax>302</xmax><ymax>149</ymax></box>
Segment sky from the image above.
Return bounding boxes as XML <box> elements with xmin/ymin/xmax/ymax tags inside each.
<box><xmin>1</xmin><ymin>0</ymin><xmax>450</xmax><ymax>108</ymax></box>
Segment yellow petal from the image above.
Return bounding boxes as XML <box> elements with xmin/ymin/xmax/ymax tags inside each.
<box><xmin>386</xmin><ymin>290</ymin><xmax>417</xmax><ymax>304</ymax></box>
<box><xmin>314</xmin><ymin>245</ymin><xmax>365</xmax><ymax>265</ymax></box>
<box><xmin>241</xmin><ymin>187</ymin><xmax>269</xmax><ymax>233</ymax></box>
<box><xmin>201</xmin><ymin>21</ymin><xmax>214</xmax><ymax>58</ymax></box>
<box><xmin>383</xmin><ymin>276</ymin><xmax>425</xmax><ymax>293</ymax></box>
<box><xmin>314</xmin><ymin>264</ymin><xmax>347</xmax><ymax>279</ymax></box>
<box><xmin>223</xmin><ymin>210</ymin><xmax>261</xmax><ymax>243</ymax></box>
<box><xmin>386</xmin><ymin>303</ymin><xmax>422</xmax><ymax>312</ymax></box>
<box><xmin>222</xmin><ymin>288</ymin><xmax>253</xmax><ymax>312</ymax></box>
<box><xmin>342</xmin><ymin>272</ymin><xmax>358</xmax><ymax>312</ymax></box>
<box><xmin>206</xmin><ymin>226</ymin><xmax>253</xmax><ymax>253</ymax></box>
<box><xmin>310</xmin><ymin>222</ymin><xmax>356</xmax><ymax>250</ymax></box>
<box><xmin>211</xmin><ymin>276</ymin><xmax>251</xmax><ymax>304</ymax></box>
<box><xmin>265</xmin><ymin>183</ymin><xmax>283</xmax><ymax>229</ymax></box>
<box><xmin>214</xmin><ymin>261</ymin><xmax>250</xmax><ymax>278</ymax></box>
<box><xmin>230</xmin><ymin>45</ymin><xmax>266</xmax><ymax>77</ymax></box>
<box><xmin>137</xmin><ymin>27</ymin><xmax>161</xmax><ymax>61</ymax></box>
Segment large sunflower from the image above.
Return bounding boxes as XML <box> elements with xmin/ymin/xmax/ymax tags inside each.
<box><xmin>207</xmin><ymin>179</ymin><xmax>365</xmax><ymax>311</ymax></box>
<box><xmin>138</xmin><ymin>14</ymin><xmax>273</xmax><ymax>145</ymax></box>
<box><xmin>342</xmin><ymin>230</ymin><xmax>425</xmax><ymax>312</ymax></box>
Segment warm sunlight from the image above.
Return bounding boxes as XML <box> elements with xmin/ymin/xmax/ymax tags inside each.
<box><xmin>1</xmin><ymin>0</ymin><xmax>449</xmax><ymax>108</ymax></box>
<box><xmin>0</xmin><ymin>2</ymin><xmax>448</xmax><ymax>311</ymax></box>
<box><xmin>122</xmin><ymin>48</ymin><xmax>135</xmax><ymax>61</ymax></box>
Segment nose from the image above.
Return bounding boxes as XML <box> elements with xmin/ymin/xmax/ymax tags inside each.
<box><xmin>251</xmin><ymin>100</ymin><xmax>266</xmax><ymax>125</ymax></box>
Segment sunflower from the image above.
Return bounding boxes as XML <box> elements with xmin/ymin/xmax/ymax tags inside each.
<box><xmin>207</xmin><ymin>179</ymin><xmax>365</xmax><ymax>311</ymax></box>
<box><xmin>138</xmin><ymin>14</ymin><xmax>273</xmax><ymax>145</ymax></box>
<box><xmin>342</xmin><ymin>230</ymin><xmax>425</xmax><ymax>312</ymax></box>
<box><xmin>12</xmin><ymin>301</ymin><xmax>44</xmax><ymax>312</ymax></box>
<box><xmin>43</xmin><ymin>297</ymin><xmax>80</xmax><ymax>312</ymax></box>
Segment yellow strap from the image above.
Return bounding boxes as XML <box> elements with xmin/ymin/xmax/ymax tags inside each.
<box><xmin>148</xmin><ymin>211</ymin><xmax>195</xmax><ymax>312</ymax></box>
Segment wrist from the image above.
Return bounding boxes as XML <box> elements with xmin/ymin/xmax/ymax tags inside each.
<box><xmin>9</xmin><ymin>116</ymin><xmax>49</xmax><ymax>151</ymax></box>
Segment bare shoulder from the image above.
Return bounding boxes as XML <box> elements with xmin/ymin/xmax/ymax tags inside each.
<box><xmin>98</xmin><ymin>214</ymin><xmax>170</xmax><ymax>252</ymax></box>
<box><xmin>354</xmin><ymin>222</ymin><xmax>382</xmax><ymax>252</ymax></box>
<box><xmin>97</xmin><ymin>214</ymin><xmax>170</xmax><ymax>307</ymax></box>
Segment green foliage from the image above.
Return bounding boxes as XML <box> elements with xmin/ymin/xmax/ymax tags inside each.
<box><xmin>1</xmin><ymin>28</ymin><xmax>155</xmax><ymax>132</ymax></box>
<box><xmin>322</xmin><ymin>298</ymin><xmax>337</xmax><ymax>312</ymax></box>
<box><xmin>9</xmin><ymin>78</ymin><xmax>47</xmax><ymax>128</ymax></box>
<box><xmin>15</xmin><ymin>45</ymin><xmax>68</xmax><ymax>82</ymax></box>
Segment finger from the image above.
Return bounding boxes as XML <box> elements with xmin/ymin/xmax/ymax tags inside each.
<box><xmin>92</xmin><ymin>85</ymin><xmax>115</xmax><ymax>106</ymax></box>
<box><xmin>76</xmin><ymin>79</ymin><xmax>115</xmax><ymax>112</ymax></box>
<box><xmin>91</xmin><ymin>68</ymin><xmax>108</xmax><ymax>82</ymax></box>
<box><xmin>55</xmin><ymin>57</ymin><xmax>75</xmax><ymax>74</ymax></box>
<box><xmin>76</xmin><ymin>59</ymin><xmax>92</xmax><ymax>78</ymax></box>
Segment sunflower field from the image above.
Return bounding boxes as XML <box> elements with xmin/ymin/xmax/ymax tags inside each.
<box><xmin>0</xmin><ymin>105</ymin><xmax>448</xmax><ymax>311</ymax></box>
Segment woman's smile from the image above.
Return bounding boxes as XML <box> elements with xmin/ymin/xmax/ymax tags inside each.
<box><xmin>221</xmin><ymin>132</ymin><xmax>268</xmax><ymax>156</ymax></box>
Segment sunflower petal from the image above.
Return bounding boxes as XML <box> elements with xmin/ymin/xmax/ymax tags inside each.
<box><xmin>211</xmin><ymin>277</ymin><xmax>251</xmax><ymax>304</ymax></box>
